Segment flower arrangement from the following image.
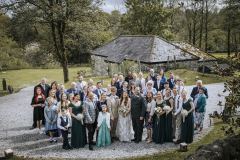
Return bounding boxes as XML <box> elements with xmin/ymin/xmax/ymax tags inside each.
<box><xmin>181</xmin><ymin>109</ymin><xmax>188</xmax><ymax>122</ymax></box>
<box><xmin>76</xmin><ymin>113</ymin><xmax>84</xmax><ymax>125</ymax></box>
<box><xmin>163</xmin><ymin>105</ymin><xmax>171</xmax><ymax>114</ymax></box>
<box><xmin>155</xmin><ymin>107</ymin><xmax>163</xmax><ymax>117</ymax></box>
<box><xmin>119</xmin><ymin>106</ymin><xmax>129</xmax><ymax>117</ymax></box>
<box><xmin>163</xmin><ymin>105</ymin><xmax>171</xmax><ymax>111</ymax></box>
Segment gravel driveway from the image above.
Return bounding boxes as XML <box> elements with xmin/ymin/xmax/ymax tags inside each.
<box><xmin>0</xmin><ymin>83</ymin><xmax>226</xmax><ymax>159</ymax></box>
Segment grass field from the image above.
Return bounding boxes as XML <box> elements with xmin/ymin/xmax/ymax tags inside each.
<box><xmin>0</xmin><ymin>67</ymin><xmax>228</xmax><ymax>96</ymax></box>
<box><xmin>211</xmin><ymin>52</ymin><xmax>234</xmax><ymax>58</ymax></box>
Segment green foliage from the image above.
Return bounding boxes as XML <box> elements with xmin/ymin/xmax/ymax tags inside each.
<box><xmin>0</xmin><ymin>14</ymin><xmax>30</xmax><ymax>70</ymax></box>
<box><xmin>121</xmin><ymin>0</ymin><xmax>172</xmax><ymax>38</ymax></box>
<box><xmin>217</xmin><ymin>54</ymin><xmax>240</xmax><ymax>135</ymax></box>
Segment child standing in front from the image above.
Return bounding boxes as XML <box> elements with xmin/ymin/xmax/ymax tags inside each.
<box><xmin>57</xmin><ymin>108</ymin><xmax>72</xmax><ymax>150</ymax></box>
<box><xmin>96</xmin><ymin>105</ymin><xmax>111</xmax><ymax>147</ymax></box>
<box><xmin>44</xmin><ymin>97</ymin><xmax>58</xmax><ymax>142</ymax></box>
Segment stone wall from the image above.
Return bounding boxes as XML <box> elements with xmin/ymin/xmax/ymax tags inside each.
<box><xmin>91</xmin><ymin>55</ymin><xmax>109</xmax><ymax>76</ymax></box>
<box><xmin>91</xmin><ymin>55</ymin><xmax>217</xmax><ymax>76</ymax></box>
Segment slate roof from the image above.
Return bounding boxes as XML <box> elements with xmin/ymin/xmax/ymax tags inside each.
<box><xmin>172</xmin><ymin>42</ymin><xmax>216</xmax><ymax>62</ymax></box>
<box><xmin>92</xmin><ymin>35</ymin><xmax>215</xmax><ymax>64</ymax></box>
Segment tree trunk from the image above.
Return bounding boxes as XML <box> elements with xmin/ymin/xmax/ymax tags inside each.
<box><xmin>49</xmin><ymin>0</ymin><xmax>69</xmax><ymax>83</ymax></box>
<box><xmin>193</xmin><ymin>16</ymin><xmax>197</xmax><ymax>46</ymax></box>
<box><xmin>188</xmin><ymin>23</ymin><xmax>192</xmax><ymax>44</ymax></box>
<box><xmin>62</xmin><ymin>60</ymin><xmax>69</xmax><ymax>83</ymax></box>
<box><xmin>199</xmin><ymin>0</ymin><xmax>204</xmax><ymax>49</ymax></box>
<box><xmin>204</xmin><ymin>0</ymin><xmax>208</xmax><ymax>52</ymax></box>
<box><xmin>227</xmin><ymin>26</ymin><xmax>231</xmax><ymax>57</ymax></box>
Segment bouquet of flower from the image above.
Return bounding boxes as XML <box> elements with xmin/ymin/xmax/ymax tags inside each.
<box><xmin>163</xmin><ymin>105</ymin><xmax>171</xmax><ymax>115</ymax></box>
<box><xmin>119</xmin><ymin>106</ymin><xmax>129</xmax><ymax>117</ymax></box>
<box><xmin>76</xmin><ymin>113</ymin><xmax>84</xmax><ymax>125</ymax></box>
<box><xmin>155</xmin><ymin>107</ymin><xmax>163</xmax><ymax>117</ymax></box>
<box><xmin>181</xmin><ymin>109</ymin><xmax>188</xmax><ymax>123</ymax></box>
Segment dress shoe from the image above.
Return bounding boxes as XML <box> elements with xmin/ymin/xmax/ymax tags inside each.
<box><xmin>89</xmin><ymin>145</ymin><xmax>93</xmax><ymax>151</ymax></box>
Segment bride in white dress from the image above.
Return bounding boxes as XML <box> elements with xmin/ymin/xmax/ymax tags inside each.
<box><xmin>116</xmin><ymin>91</ymin><xmax>134</xmax><ymax>142</ymax></box>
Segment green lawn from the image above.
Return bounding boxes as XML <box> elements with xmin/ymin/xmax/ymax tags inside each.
<box><xmin>211</xmin><ymin>52</ymin><xmax>234</xmax><ymax>58</ymax></box>
<box><xmin>0</xmin><ymin>67</ymin><xmax>228</xmax><ymax>97</ymax></box>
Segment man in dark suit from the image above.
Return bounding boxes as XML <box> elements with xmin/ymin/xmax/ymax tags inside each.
<box><xmin>116</xmin><ymin>75</ymin><xmax>124</xmax><ymax>97</ymax></box>
<box><xmin>33</xmin><ymin>78</ymin><xmax>51</xmax><ymax>97</ymax></box>
<box><xmin>190</xmin><ymin>80</ymin><xmax>208</xmax><ymax>101</ymax></box>
<box><xmin>67</xmin><ymin>82</ymin><xmax>78</xmax><ymax>95</ymax></box>
<box><xmin>167</xmin><ymin>72</ymin><xmax>176</xmax><ymax>89</ymax></box>
<box><xmin>93</xmin><ymin>81</ymin><xmax>104</xmax><ymax>100</ymax></box>
<box><xmin>125</xmin><ymin>71</ymin><xmax>133</xmax><ymax>83</ymax></box>
<box><xmin>154</xmin><ymin>75</ymin><xmax>161</xmax><ymax>92</ymax></box>
<box><xmin>31</xmin><ymin>78</ymin><xmax>51</xmax><ymax>129</ymax></box>
<box><xmin>131</xmin><ymin>87</ymin><xmax>146</xmax><ymax>143</ymax></box>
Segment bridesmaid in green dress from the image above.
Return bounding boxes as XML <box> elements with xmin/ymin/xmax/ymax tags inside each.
<box><xmin>181</xmin><ymin>90</ymin><xmax>194</xmax><ymax>144</ymax></box>
<box><xmin>164</xmin><ymin>88</ymin><xmax>174</xmax><ymax>142</ymax></box>
<box><xmin>152</xmin><ymin>92</ymin><xmax>166</xmax><ymax>144</ymax></box>
<box><xmin>69</xmin><ymin>94</ymin><xmax>87</xmax><ymax>148</ymax></box>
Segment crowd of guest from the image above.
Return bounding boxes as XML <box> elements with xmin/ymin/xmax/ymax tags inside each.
<box><xmin>30</xmin><ymin>69</ymin><xmax>208</xmax><ymax>150</ymax></box>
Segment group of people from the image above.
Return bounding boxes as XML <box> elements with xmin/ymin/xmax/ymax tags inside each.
<box><xmin>30</xmin><ymin>68</ymin><xmax>208</xmax><ymax>150</ymax></box>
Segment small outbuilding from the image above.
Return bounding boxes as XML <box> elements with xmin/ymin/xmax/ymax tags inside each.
<box><xmin>91</xmin><ymin>35</ymin><xmax>216</xmax><ymax>76</ymax></box>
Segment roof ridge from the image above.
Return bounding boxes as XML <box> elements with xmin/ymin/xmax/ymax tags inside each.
<box><xmin>119</xmin><ymin>35</ymin><xmax>155</xmax><ymax>38</ymax></box>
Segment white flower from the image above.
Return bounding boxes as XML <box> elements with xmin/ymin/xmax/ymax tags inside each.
<box><xmin>163</xmin><ymin>105</ymin><xmax>170</xmax><ymax>111</ymax></box>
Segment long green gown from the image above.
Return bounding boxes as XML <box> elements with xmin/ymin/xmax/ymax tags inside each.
<box><xmin>152</xmin><ymin>100</ymin><xmax>166</xmax><ymax>144</ymax></box>
<box><xmin>97</xmin><ymin>115</ymin><xmax>111</xmax><ymax>147</ymax></box>
<box><xmin>165</xmin><ymin>97</ymin><xmax>173</xmax><ymax>142</ymax></box>
<box><xmin>181</xmin><ymin>99</ymin><xmax>194</xmax><ymax>144</ymax></box>
<box><xmin>70</xmin><ymin>102</ymin><xmax>87</xmax><ymax>148</ymax></box>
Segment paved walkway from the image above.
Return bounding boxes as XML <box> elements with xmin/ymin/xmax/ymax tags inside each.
<box><xmin>0</xmin><ymin>83</ymin><xmax>226</xmax><ymax>159</ymax></box>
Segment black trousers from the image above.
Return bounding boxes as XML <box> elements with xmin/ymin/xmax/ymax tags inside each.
<box><xmin>61</xmin><ymin>129</ymin><xmax>70</xmax><ymax>148</ymax></box>
<box><xmin>132</xmin><ymin>117</ymin><xmax>144</xmax><ymax>142</ymax></box>
<box><xmin>86</xmin><ymin>122</ymin><xmax>96</xmax><ymax>145</ymax></box>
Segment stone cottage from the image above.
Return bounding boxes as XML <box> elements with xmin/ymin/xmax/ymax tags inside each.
<box><xmin>91</xmin><ymin>35</ymin><xmax>216</xmax><ymax>76</ymax></box>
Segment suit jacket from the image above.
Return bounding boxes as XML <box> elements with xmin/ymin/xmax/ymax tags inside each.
<box><xmin>83</xmin><ymin>100</ymin><xmax>97</xmax><ymax>124</ymax></box>
<box><xmin>93</xmin><ymin>88</ymin><xmax>104</xmax><ymax>100</ymax></box>
<box><xmin>131</xmin><ymin>94</ymin><xmax>146</xmax><ymax>118</ymax></box>
<box><xmin>107</xmin><ymin>95</ymin><xmax>120</xmax><ymax>119</ymax></box>
<box><xmin>190</xmin><ymin>86</ymin><xmax>208</xmax><ymax>100</ymax></box>
<box><xmin>67</xmin><ymin>88</ymin><xmax>78</xmax><ymax>95</ymax></box>
<box><xmin>34</xmin><ymin>83</ymin><xmax>51</xmax><ymax>97</ymax></box>
<box><xmin>167</xmin><ymin>78</ymin><xmax>176</xmax><ymax>89</ymax></box>
<box><xmin>116</xmin><ymin>81</ymin><xmax>123</xmax><ymax>97</ymax></box>
<box><xmin>154</xmin><ymin>80</ymin><xmax>161</xmax><ymax>92</ymax></box>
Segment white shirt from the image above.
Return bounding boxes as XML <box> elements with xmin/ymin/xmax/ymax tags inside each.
<box><xmin>76</xmin><ymin>81</ymin><xmax>87</xmax><ymax>92</ymax></box>
<box><xmin>173</xmin><ymin>95</ymin><xmax>183</xmax><ymax>116</ymax></box>
<box><xmin>57</xmin><ymin>114</ymin><xmax>71</xmax><ymax>130</ymax></box>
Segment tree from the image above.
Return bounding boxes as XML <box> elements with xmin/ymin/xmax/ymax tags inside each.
<box><xmin>223</xmin><ymin>0</ymin><xmax>240</xmax><ymax>57</ymax></box>
<box><xmin>0</xmin><ymin>0</ymin><xmax>102</xmax><ymax>82</ymax></box>
<box><xmin>121</xmin><ymin>0</ymin><xmax>172</xmax><ymax>39</ymax></box>
<box><xmin>0</xmin><ymin>13</ymin><xmax>29</xmax><ymax>70</ymax></box>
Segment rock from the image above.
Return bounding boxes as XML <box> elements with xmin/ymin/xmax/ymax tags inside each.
<box><xmin>186</xmin><ymin>135</ymin><xmax>240</xmax><ymax>160</ymax></box>
<box><xmin>4</xmin><ymin>149</ymin><xmax>13</xmax><ymax>158</ymax></box>
<box><xmin>180</xmin><ymin>143</ymin><xmax>188</xmax><ymax>152</ymax></box>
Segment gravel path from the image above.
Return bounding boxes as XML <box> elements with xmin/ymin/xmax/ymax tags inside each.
<box><xmin>0</xmin><ymin>83</ymin><xmax>226</xmax><ymax>159</ymax></box>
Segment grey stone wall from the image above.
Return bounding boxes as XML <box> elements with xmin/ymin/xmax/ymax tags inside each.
<box><xmin>91</xmin><ymin>55</ymin><xmax>109</xmax><ymax>76</ymax></box>
<box><xmin>91</xmin><ymin>55</ymin><xmax>217</xmax><ymax>76</ymax></box>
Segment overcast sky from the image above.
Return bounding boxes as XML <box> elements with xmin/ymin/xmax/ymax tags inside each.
<box><xmin>100</xmin><ymin>0</ymin><xmax>126</xmax><ymax>13</ymax></box>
